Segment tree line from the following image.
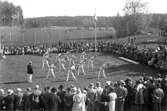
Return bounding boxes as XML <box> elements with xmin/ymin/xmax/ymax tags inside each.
<box><xmin>0</xmin><ymin>0</ymin><xmax>24</xmax><ymax>26</ymax></box>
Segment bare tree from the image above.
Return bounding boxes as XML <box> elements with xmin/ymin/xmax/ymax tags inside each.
<box><xmin>123</xmin><ymin>0</ymin><xmax>149</xmax><ymax>35</ymax></box>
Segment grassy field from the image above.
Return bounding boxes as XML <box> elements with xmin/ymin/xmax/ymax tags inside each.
<box><xmin>0</xmin><ymin>53</ymin><xmax>158</xmax><ymax>89</ymax></box>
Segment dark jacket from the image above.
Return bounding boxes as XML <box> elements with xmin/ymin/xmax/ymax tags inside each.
<box><xmin>49</xmin><ymin>93</ymin><xmax>61</xmax><ymax>111</ymax></box>
<box><xmin>14</xmin><ymin>94</ymin><xmax>23</xmax><ymax>111</ymax></box>
<box><xmin>27</xmin><ymin>64</ymin><xmax>33</xmax><ymax>74</ymax></box>
<box><xmin>40</xmin><ymin>92</ymin><xmax>51</xmax><ymax>111</ymax></box>
<box><xmin>4</xmin><ymin>94</ymin><xmax>15</xmax><ymax>111</ymax></box>
<box><xmin>22</xmin><ymin>93</ymin><xmax>32</xmax><ymax>111</ymax></box>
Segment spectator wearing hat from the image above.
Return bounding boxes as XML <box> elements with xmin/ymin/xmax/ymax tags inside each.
<box><xmin>50</xmin><ymin>87</ymin><xmax>61</xmax><ymax>111</ymax></box>
<box><xmin>27</xmin><ymin>61</ymin><xmax>34</xmax><ymax>83</ymax></box>
<box><xmin>0</xmin><ymin>89</ymin><xmax>5</xmax><ymax>110</ymax></box>
<box><xmin>115</xmin><ymin>80</ymin><xmax>128</xmax><ymax>111</ymax></box>
<box><xmin>100</xmin><ymin>86</ymin><xmax>110</xmax><ymax>111</ymax></box>
<box><xmin>87</xmin><ymin>83</ymin><xmax>96</xmax><ymax>111</ymax></box>
<box><xmin>108</xmin><ymin>87</ymin><xmax>117</xmax><ymax>111</ymax></box>
<box><xmin>4</xmin><ymin>89</ymin><xmax>15</xmax><ymax>111</ymax></box>
<box><xmin>64</xmin><ymin>87</ymin><xmax>73</xmax><ymax>111</ymax></box>
<box><xmin>152</xmin><ymin>83</ymin><xmax>164</xmax><ymax>111</ymax></box>
<box><xmin>14</xmin><ymin>88</ymin><xmax>23</xmax><ymax>111</ymax></box>
<box><xmin>94</xmin><ymin>82</ymin><xmax>103</xmax><ymax>111</ymax></box>
<box><xmin>161</xmin><ymin>76</ymin><xmax>167</xmax><ymax>111</ymax></box>
<box><xmin>134</xmin><ymin>79</ymin><xmax>145</xmax><ymax>111</ymax></box>
<box><xmin>72</xmin><ymin>88</ymin><xmax>86</xmax><ymax>111</ymax></box>
<box><xmin>22</xmin><ymin>88</ymin><xmax>32</xmax><ymax>111</ymax></box>
<box><xmin>31</xmin><ymin>85</ymin><xmax>41</xmax><ymax>111</ymax></box>
<box><xmin>40</xmin><ymin>86</ymin><xmax>51</xmax><ymax>111</ymax></box>
<box><xmin>57</xmin><ymin>84</ymin><xmax>66</xmax><ymax>111</ymax></box>
<box><xmin>124</xmin><ymin>78</ymin><xmax>135</xmax><ymax>111</ymax></box>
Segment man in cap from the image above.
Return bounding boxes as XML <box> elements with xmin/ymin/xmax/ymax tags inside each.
<box><xmin>57</xmin><ymin>85</ymin><xmax>66</xmax><ymax>111</ymax></box>
<box><xmin>50</xmin><ymin>87</ymin><xmax>61</xmax><ymax>111</ymax></box>
<box><xmin>4</xmin><ymin>89</ymin><xmax>15</xmax><ymax>111</ymax></box>
<box><xmin>95</xmin><ymin>82</ymin><xmax>103</xmax><ymax>111</ymax></box>
<box><xmin>14</xmin><ymin>88</ymin><xmax>23</xmax><ymax>111</ymax></box>
<box><xmin>31</xmin><ymin>85</ymin><xmax>41</xmax><ymax>111</ymax></box>
<box><xmin>27</xmin><ymin>61</ymin><xmax>34</xmax><ymax>83</ymax></box>
<box><xmin>87</xmin><ymin>83</ymin><xmax>96</xmax><ymax>111</ymax></box>
<box><xmin>22</xmin><ymin>87</ymin><xmax>32</xmax><ymax>111</ymax></box>
<box><xmin>115</xmin><ymin>80</ymin><xmax>128</xmax><ymax>111</ymax></box>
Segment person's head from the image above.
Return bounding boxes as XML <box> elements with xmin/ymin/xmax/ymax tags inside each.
<box><xmin>51</xmin><ymin>87</ymin><xmax>57</xmax><ymax>94</ymax></box>
<box><xmin>96</xmin><ymin>82</ymin><xmax>101</xmax><ymax>87</ymax></box>
<box><xmin>76</xmin><ymin>88</ymin><xmax>81</xmax><ymax>94</ymax></box>
<box><xmin>88</xmin><ymin>83</ymin><xmax>94</xmax><ymax>89</ymax></box>
<box><xmin>108</xmin><ymin>87</ymin><xmax>115</xmax><ymax>94</ymax></box>
<box><xmin>29</xmin><ymin>61</ymin><xmax>32</xmax><ymax>64</ymax></box>
<box><xmin>16</xmin><ymin>88</ymin><xmax>22</xmax><ymax>94</ymax></box>
<box><xmin>156</xmin><ymin>83</ymin><xmax>161</xmax><ymax>88</ymax></box>
<box><xmin>35</xmin><ymin>85</ymin><xmax>40</xmax><ymax>90</ymax></box>
<box><xmin>71</xmin><ymin>87</ymin><xmax>77</xmax><ymax>94</ymax></box>
<box><xmin>44</xmin><ymin>86</ymin><xmax>50</xmax><ymax>93</ymax></box>
<box><xmin>0</xmin><ymin>89</ymin><xmax>5</xmax><ymax>95</ymax></box>
<box><xmin>105</xmin><ymin>81</ymin><xmax>111</xmax><ymax>87</ymax></box>
<box><xmin>26</xmin><ymin>87</ymin><xmax>31</xmax><ymax>93</ymax></box>
<box><xmin>7</xmin><ymin>89</ymin><xmax>13</xmax><ymax>95</ymax></box>
<box><xmin>58</xmin><ymin>84</ymin><xmax>64</xmax><ymax>91</ymax></box>
<box><xmin>66</xmin><ymin>87</ymin><xmax>71</xmax><ymax>93</ymax></box>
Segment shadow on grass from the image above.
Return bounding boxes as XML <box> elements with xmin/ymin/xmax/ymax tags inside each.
<box><xmin>105</xmin><ymin>63</ymin><xmax>159</xmax><ymax>77</ymax></box>
<box><xmin>1</xmin><ymin>81</ymin><xmax>27</xmax><ymax>85</ymax></box>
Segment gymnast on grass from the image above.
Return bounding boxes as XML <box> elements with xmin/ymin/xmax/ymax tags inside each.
<box><xmin>98</xmin><ymin>61</ymin><xmax>114</xmax><ymax>80</ymax></box>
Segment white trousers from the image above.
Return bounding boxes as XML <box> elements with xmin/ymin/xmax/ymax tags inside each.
<box><xmin>66</xmin><ymin>69</ymin><xmax>77</xmax><ymax>82</ymax></box>
<box><xmin>47</xmin><ymin>69</ymin><xmax>56</xmax><ymax>79</ymax></box>
<box><xmin>77</xmin><ymin>64</ymin><xmax>86</xmax><ymax>75</ymax></box>
<box><xmin>98</xmin><ymin>68</ymin><xmax>106</xmax><ymax>79</ymax></box>
<box><xmin>27</xmin><ymin>74</ymin><xmax>33</xmax><ymax>83</ymax></box>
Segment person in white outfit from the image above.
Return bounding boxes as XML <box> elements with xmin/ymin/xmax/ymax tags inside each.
<box><xmin>66</xmin><ymin>58</ymin><xmax>77</xmax><ymax>82</ymax></box>
<box><xmin>98</xmin><ymin>62</ymin><xmax>108</xmax><ymax>79</ymax></box>
<box><xmin>72</xmin><ymin>88</ymin><xmax>86</xmax><ymax>111</ymax></box>
<box><xmin>42</xmin><ymin>51</ymin><xmax>50</xmax><ymax>70</ymax></box>
<box><xmin>108</xmin><ymin>87</ymin><xmax>117</xmax><ymax>111</ymax></box>
<box><xmin>87</xmin><ymin>56</ymin><xmax>95</xmax><ymax>71</ymax></box>
<box><xmin>46</xmin><ymin>63</ymin><xmax>56</xmax><ymax>79</ymax></box>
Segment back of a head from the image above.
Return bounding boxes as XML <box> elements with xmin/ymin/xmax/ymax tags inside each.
<box><xmin>58</xmin><ymin>84</ymin><xmax>64</xmax><ymax>90</ymax></box>
<box><xmin>51</xmin><ymin>87</ymin><xmax>57</xmax><ymax>93</ymax></box>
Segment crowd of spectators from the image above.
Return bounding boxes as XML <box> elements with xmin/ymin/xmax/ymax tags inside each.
<box><xmin>0</xmin><ymin>74</ymin><xmax>167</xmax><ymax>111</ymax></box>
<box><xmin>2</xmin><ymin>40</ymin><xmax>167</xmax><ymax>73</ymax></box>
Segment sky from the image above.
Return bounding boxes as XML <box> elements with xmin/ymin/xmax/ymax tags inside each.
<box><xmin>1</xmin><ymin>0</ymin><xmax>167</xmax><ymax>18</ymax></box>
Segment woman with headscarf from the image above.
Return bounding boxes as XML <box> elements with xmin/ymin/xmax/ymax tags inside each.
<box><xmin>72</xmin><ymin>88</ymin><xmax>86</xmax><ymax>111</ymax></box>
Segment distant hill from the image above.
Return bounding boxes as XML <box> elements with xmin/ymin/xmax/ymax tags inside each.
<box><xmin>24</xmin><ymin>16</ymin><xmax>114</xmax><ymax>28</ymax></box>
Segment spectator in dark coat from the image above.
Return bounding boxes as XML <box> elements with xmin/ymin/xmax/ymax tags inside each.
<box><xmin>50</xmin><ymin>87</ymin><xmax>61</xmax><ymax>111</ymax></box>
<box><xmin>64</xmin><ymin>87</ymin><xmax>73</xmax><ymax>111</ymax></box>
<box><xmin>115</xmin><ymin>80</ymin><xmax>128</xmax><ymax>111</ymax></box>
<box><xmin>30</xmin><ymin>85</ymin><xmax>41</xmax><ymax>111</ymax></box>
<box><xmin>152</xmin><ymin>83</ymin><xmax>164</xmax><ymax>111</ymax></box>
<box><xmin>14</xmin><ymin>88</ymin><xmax>24</xmax><ymax>111</ymax></box>
<box><xmin>40</xmin><ymin>86</ymin><xmax>51</xmax><ymax>111</ymax></box>
<box><xmin>22</xmin><ymin>88</ymin><xmax>32</xmax><ymax>111</ymax></box>
<box><xmin>4</xmin><ymin>89</ymin><xmax>15</xmax><ymax>111</ymax></box>
<box><xmin>27</xmin><ymin>61</ymin><xmax>34</xmax><ymax>83</ymax></box>
<box><xmin>57</xmin><ymin>85</ymin><xmax>66</xmax><ymax>111</ymax></box>
<box><xmin>100</xmin><ymin>86</ymin><xmax>110</xmax><ymax>111</ymax></box>
<box><xmin>124</xmin><ymin>78</ymin><xmax>135</xmax><ymax>111</ymax></box>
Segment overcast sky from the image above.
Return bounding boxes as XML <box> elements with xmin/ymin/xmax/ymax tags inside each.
<box><xmin>2</xmin><ymin>0</ymin><xmax>167</xmax><ymax>18</ymax></box>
